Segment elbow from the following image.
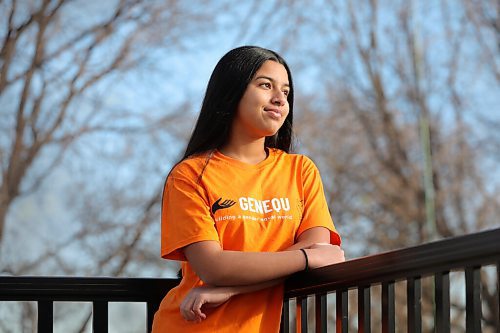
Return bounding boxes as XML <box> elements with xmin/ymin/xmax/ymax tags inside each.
<box><xmin>198</xmin><ymin>265</ymin><xmax>234</xmax><ymax>287</ymax></box>
<box><xmin>198</xmin><ymin>269</ymin><xmax>228</xmax><ymax>286</ymax></box>
<box><xmin>198</xmin><ymin>270</ymin><xmax>217</xmax><ymax>285</ymax></box>
<box><xmin>183</xmin><ymin>243</ymin><xmax>232</xmax><ymax>285</ymax></box>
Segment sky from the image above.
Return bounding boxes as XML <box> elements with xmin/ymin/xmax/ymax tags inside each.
<box><xmin>1</xmin><ymin>1</ymin><xmax>499</xmax><ymax>331</ymax></box>
<box><xmin>2</xmin><ymin>0</ymin><xmax>500</xmax><ymax>276</ymax></box>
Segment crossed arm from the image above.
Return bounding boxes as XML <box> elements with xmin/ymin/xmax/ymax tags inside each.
<box><xmin>180</xmin><ymin>227</ymin><xmax>345</xmax><ymax>322</ymax></box>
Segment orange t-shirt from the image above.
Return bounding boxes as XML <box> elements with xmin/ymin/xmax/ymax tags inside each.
<box><xmin>152</xmin><ymin>148</ymin><xmax>340</xmax><ymax>333</ymax></box>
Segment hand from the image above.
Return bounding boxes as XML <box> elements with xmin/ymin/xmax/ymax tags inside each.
<box><xmin>304</xmin><ymin>243</ymin><xmax>345</xmax><ymax>269</ymax></box>
<box><xmin>180</xmin><ymin>286</ymin><xmax>234</xmax><ymax>322</ymax></box>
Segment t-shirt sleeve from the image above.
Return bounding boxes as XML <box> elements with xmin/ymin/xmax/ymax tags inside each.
<box><xmin>296</xmin><ymin>157</ymin><xmax>341</xmax><ymax>245</ymax></box>
<box><xmin>161</xmin><ymin>175</ymin><xmax>220</xmax><ymax>261</ymax></box>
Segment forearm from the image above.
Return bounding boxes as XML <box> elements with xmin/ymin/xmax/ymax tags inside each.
<box><xmin>204</xmin><ymin>249</ymin><xmax>305</xmax><ymax>286</ymax></box>
<box><xmin>212</xmin><ymin>241</ymin><xmax>316</xmax><ymax>287</ymax></box>
<box><xmin>285</xmin><ymin>239</ymin><xmax>323</xmax><ymax>251</ymax></box>
<box><xmin>180</xmin><ymin>278</ymin><xmax>286</xmax><ymax>322</ymax></box>
<box><xmin>184</xmin><ymin>227</ymin><xmax>337</xmax><ymax>287</ymax></box>
<box><xmin>225</xmin><ymin>278</ymin><xmax>284</xmax><ymax>297</ymax></box>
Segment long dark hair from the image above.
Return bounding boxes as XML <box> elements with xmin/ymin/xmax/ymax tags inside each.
<box><xmin>182</xmin><ymin>46</ymin><xmax>294</xmax><ymax>160</ymax></box>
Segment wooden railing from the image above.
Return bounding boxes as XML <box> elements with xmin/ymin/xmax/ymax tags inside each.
<box><xmin>1</xmin><ymin>228</ymin><xmax>499</xmax><ymax>332</ymax></box>
<box><xmin>0</xmin><ymin>276</ymin><xmax>178</xmax><ymax>332</ymax></box>
<box><xmin>282</xmin><ymin>227</ymin><xmax>500</xmax><ymax>332</ymax></box>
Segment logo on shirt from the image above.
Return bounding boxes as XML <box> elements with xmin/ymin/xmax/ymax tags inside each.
<box><xmin>239</xmin><ymin>197</ymin><xmax>290</xmax><ymax>213</ymax></box>
<box><xmin>211</xmin><ymin>197</ymin><xmax>236</xmax><ymax>214</ymax></box>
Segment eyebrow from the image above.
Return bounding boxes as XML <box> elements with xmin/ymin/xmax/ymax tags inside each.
<box><xmin>254</xmin><ymin>75</ymin><xmax>290</xmax><ymax>88</ymax></box>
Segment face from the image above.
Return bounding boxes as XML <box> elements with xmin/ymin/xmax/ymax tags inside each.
<box><xmin>232</xmin><ymin>60</ymin><xmax>290</xmax><ymax>140</ymax></box>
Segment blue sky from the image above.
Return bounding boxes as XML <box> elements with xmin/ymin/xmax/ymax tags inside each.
<box><xmin>1</xmin><ymin>1</ymin><xmax>499</xmax><ymax>331</ymax></box>
<box><xmin>2</xmin><ymin>0</ymin><xmax>499</xmax><ymax>275</ymax></box>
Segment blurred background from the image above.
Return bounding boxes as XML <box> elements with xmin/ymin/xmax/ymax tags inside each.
<box><xmin>0</xmin><ymin>0</ymin><xmax>498</xmax><ymax>332</ymax></box>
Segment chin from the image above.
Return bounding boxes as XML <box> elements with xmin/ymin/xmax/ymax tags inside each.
<box><xmin>252</xmin><ymin>123</ymin><xmax>283</xmax><ymax>138</ymax></box>
<box><xmin>263</xmin><ymin>124</ymin><xmax>282</xmax><ymax>135</ymax></box>
<box><xmin>260</xmin><ymin>129</ymin><xmax>280</xmax><ymax>138</ymax></box>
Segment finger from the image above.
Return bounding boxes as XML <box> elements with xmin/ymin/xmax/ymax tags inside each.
<box><xmin>192</xmin><ymin>295</ymin><xmax>207</xmax><ymax>319</ymax></box>
<box><xmin>192</xmin><ymin>297</ymin><xmax>207</xmax><ymax>320</ymax></box>
<box><xmin>191</xmin><ymin>309</ymin><xmax>201</xmax><ymax>322</ymax></box>
<box><xmin>180</xmin><ymin>305</ymin><xmax>194</xmax><ymax>321</ymax></box>
<box><xmin>180</xmin><ymin>305</ymin><xmax>197</xmax><ymax>321</ymax></box>
<box><xmin>180</xmin><ymin>295</ymin><xmax>197</xmax><ymax>321</ymax></box>
<box><xmin>180</xmin><ymin>301</ymin><xmax>188</xmax><ymax>320</ymax></box>
<box><xmin>184</xmin><ymin>307</ymin><xmax>198</xmax><ymax>322</ymax></box>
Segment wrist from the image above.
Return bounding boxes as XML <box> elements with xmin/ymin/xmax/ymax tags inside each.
<box><xmin>299</xmin><ymin>249</ymin><xmax>309</xmax><ymax>271</ymax></box>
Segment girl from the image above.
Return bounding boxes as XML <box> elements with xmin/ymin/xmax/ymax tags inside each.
<box><xmin>152</xmin><ymin>46</ymin><xmax>345</xmax><ymax>332</ymax></box>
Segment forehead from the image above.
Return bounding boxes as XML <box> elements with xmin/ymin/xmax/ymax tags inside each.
<box><xmin>254</xmin><ymin>60</ymin><xmax>289</xmax><ymax>84</ymax></box>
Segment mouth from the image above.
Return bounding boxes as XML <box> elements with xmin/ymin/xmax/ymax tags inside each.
<box><xmin>264</xmin><ymin>108</ymin><xmax>282</xmax><ymax>120</ymax></box>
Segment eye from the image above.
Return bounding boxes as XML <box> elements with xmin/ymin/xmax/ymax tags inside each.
<box><xmin>283</xmin><ymin>90</ymin><xmax>290</xmax><ymax>96</ymax></box>
<box><xmin>260</xmin><ymin>82</ymin><xmax>272</xmax><ymax>89</ymax></box>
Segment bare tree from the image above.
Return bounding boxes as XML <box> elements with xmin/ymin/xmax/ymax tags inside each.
<box><xmin>0</xmin><ymin>0</ymin><xmax>224</xmax><ymax>246</ymax></box>
<box><xmin>0</xmin><ymin>0</ymin><xmax>237</xmax><ymax>330</ymax></box>
<box><xmin>291</xmin><ymin>1</ymin><xmax>499</xmax><ymax>330</ymax></box>
<box><xmin>291</xmin><ymin>0</ymin><xmax>500</xmax><ymax>247</ymax></box>
<box><xmin>1</xmin><ymin>0</ymin><xmax>498</xmax><ymax>330</ymax></box>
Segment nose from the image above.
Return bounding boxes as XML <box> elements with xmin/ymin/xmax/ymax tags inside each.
<box><xmin>271</xmin><ymin>90</ymin><xmax>287</xmax><ymax>106</ymax></box>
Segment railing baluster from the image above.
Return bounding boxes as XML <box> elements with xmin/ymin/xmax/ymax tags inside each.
<box><xmin>315</xmin><ymin>293</ymin><xmax>327</xmax><ymax>333</ymax></box>
<box><xmin>358</xmin><ymin>286</ymin><xmax>370</xmax><ymax>333</ymax></box>
<box><xmin>465</xmin><ymin>267</ymin><xmax>482</xmax><ymax>333</ymax></box>
<box><xmin>382</xmin><ymin>282</ymin><xmax>395</xmax><ymax>333</ymax></box>
<box><xmin>93</xmin><ymin>301</ymin><xmax>108</xmax><ymax>332</ymax></box>
<box><xmin>435</xmin><ymin>271</ymin><xmax>450</xmax><ymax>333</ymax></box>
<box><xmin>280</xmin><ymin>298</ymin><xmax>289</xmax><ymax>333</ymax></box>
<box><xmin>38</xmin><ymin>300</ymin><xmax>53</xmax><ymax>332</ymax></box>
<box><xmin>407</xmin><ymin>277</ymin><xmax>421</xmax><ymax>333</ymax></box>
<box><xmin>497</xmin><ymin>262</ymin><xmax>499</xmax><ymax>333</ymax></box>
<box><xmin>336</xmin><ymin>289</ymin><xmax>348</xmax><ymax>333</ymax></box>
<box><xmin>147</xmin><ymin>301</ymin><xmax>160</xmax><ymax>333</ymax></box>
<box><xmin>296</xmin><ymin>296</ymin><xmax>308</xmax><ymax>333</ymax></box>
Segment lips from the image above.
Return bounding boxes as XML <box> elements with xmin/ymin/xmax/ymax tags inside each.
<box><xmin>264</xmin><ymin>108</ymin><xmax>282</xmax><ymax>120</ymax></box>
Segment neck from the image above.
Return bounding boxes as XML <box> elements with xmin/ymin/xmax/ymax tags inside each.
<box><xmin>219</xmin><ymin>136</ymin><xmax>267</xmax><ymax>164</ymax></box>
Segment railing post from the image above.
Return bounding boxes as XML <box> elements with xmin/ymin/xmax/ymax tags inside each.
<box><xmin>315</xmin><ymin>293</ymin><xmax>327</xmax><ymax>333</ymax></box>
<box><xmin>497</xmin><ymin>262</ymin><xmax>500</xmax><ymax>333</ymax></box>
<box><xmin>358</xmin><ymin>286</ymin><xmax>370</xmax><ymax>333</ymax></box>
<box><xmin>465</xmin><ymin>267</ymin><xmax>482</xmax><ymax>333</ymax></box>
<box><xmin>280</xmin><ymin>298</ymin><xmax>290</xmax><ymax>333</ymax></box>
<box><xmin>297</xmin><ymin>296</ymin><xmax>308</xmax><ymax>333</ymax></box>
<box><xmin>382</xmin><ymin>282</ymin><xmax>395</xmax><ymax>333</ymax></box>
<box><xmin>336</xmin><ymin>289</ymin><xmax>348</xmax><ymax>333</ymax></box>
<box><xmin>435</xmin><ymin>271</ymin><xmax>450</xmax><ymax>333</ymax></box>
<box><xmin>407</xmin><ymin>276</ymin><xmax>421</xmax><ymax>333</ymax></box>
<box><xmin>93</xmin><ymin>301</ymin><xmax>108</xmax><ymax>332</ymax></box>
<box><xmin>38</xmin><ymin>300</ymin><xmax>53</xmax><ymax>333</ymax></box>
<box><xmin>147</xmin><ymin>301</ymin><xmax>160</xmax><ymax>333</ymax></box>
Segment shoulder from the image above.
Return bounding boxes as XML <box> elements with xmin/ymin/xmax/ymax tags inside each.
<box><xmin>273</xmin><ymin>149</ymin><xmax>318</xmax><ymax>171</ymax></box>
<box><xmin>168</xmin><ymin>151</ymin><xmax>213</xmax><ymax>183</ymax></box>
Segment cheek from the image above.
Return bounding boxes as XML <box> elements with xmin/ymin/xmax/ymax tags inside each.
<box><xmin>237</xmin><ymin>93</ymin><xmax>261</xmax><ymax>115</ymax></box>
<box><xmin>283</xmin><ymin>106</ymin><xmax>290</xmax><ymax>119</ymax></box>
